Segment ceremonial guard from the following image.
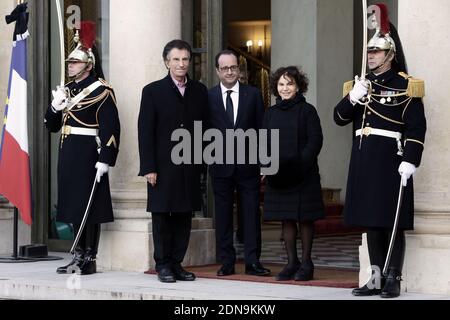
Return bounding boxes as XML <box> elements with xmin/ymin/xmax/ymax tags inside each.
<box><xmin>334</xmin><ymin>4</ymin><xmax>426</xmax><ymax>298</ymax></box>
<box><xmin>45</xmin><ymin>22</ymin><xmax>120</xmax><ymax>275</ymax></box>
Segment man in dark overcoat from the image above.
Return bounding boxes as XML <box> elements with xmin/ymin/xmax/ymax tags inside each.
<box><xmin>138</xmin><ymin>40</ymin><xmax>209</xmax><ymax>283</ymax></box>
<box><xmin>45</xmin><ymin>22</ymin><xmax>120</xmax><ymax>275</ymax></box>
<box><xmin>334</xmin><ymin>5</ymin><xmax>426</xmax><ymax>298</ymax></box>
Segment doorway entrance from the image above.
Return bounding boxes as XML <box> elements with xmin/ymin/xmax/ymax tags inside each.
<box><xmin>221</xmin><ymin>0</ymin><xmax>363</xmax><ymax>274</ymax></box>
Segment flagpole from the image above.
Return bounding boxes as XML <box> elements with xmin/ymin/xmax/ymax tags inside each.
<box><xmin>0</xmin><ymin>0</ymin><xmax>62</xmax><ymax>264</ymax></box>
<box><xmin>0</xmin><ymin>207</ymin><xmax>34</xmax><ymax>263</ymax></box>
<box><xmin>13</xmin><ymin>207</ymin><xmax>18</xmax><ymax>258</ymax></box>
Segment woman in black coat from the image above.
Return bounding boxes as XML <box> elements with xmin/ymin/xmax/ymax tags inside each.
<box><xmin>263</xmin><ymin>66</ymin><xmax>325</xmax><ymax>281</ymax></box>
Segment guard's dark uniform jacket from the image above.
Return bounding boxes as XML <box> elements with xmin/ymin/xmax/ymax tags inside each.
<box><xmin>334</xmin><ymin>69</ymin><xmax>426</xmax><ymax>230</ymax></box>
<box><xmin>45</xmin><ymin>75</ymin><xmax>121</xmax><ymax>225</ymax></box>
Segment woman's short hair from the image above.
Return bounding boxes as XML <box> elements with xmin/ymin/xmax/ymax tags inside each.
<box><xmin>270</xmin><ymin>66</ymin><xmax>309</xmax><ymax>98</ymax></box>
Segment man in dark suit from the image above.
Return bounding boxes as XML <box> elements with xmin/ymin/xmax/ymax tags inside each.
<box><xmin>208</xmin><ymin>50</ymin><xmax>270</xmax><ymax>277</ymax></box>
<box><xmin>138</xmin><ymin>40</ymin><xmax>209</xmax><ymax>283</ymax></box>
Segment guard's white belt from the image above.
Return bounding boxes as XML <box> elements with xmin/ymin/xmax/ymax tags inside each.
<box><xmin>356</xmin><ymin>127</ymin><xmax>402</xmax><ymax>140</ymax></box>
<box><xmin>62</xmin><ymin>125</ymin><xmax>99</xmax><ymax>136</ymax></box>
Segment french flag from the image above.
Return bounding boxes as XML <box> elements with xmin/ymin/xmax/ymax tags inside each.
<box><xmin>0</xmin><ymin>3</ymin><xmax>32</xmax><ymax>225</ymax></box>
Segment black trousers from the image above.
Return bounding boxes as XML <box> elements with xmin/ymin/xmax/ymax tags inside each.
<box><xmin>367</xmin><ymin>228</ymin><xmax>405</xmax><ymax>276</ymax></box>
<box><xmin>213</xmin><ymin>173</ymin><xmax>261</xmax><ymax>265</ymax></box>
<box><xmin>152</xmin><ymin>212</ymin><xmax>192</xmax><ymax>272</ymax></box>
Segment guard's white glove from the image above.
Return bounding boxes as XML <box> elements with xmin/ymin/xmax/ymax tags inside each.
<box><xmin>95</xmin><ymin>162</ymin><xmax>109</xmax><ymax>183</ymax></box>
<box><xmin>349</xmin><ymin>76</ymin><xmax>369</xmax><ymax>105</ymax></box>
<box><xmin>51</xmin><ymin>86</ymin><xmax>69</xmax><ymax>112</ymax></box>
<box><xmin>398</xmin><ymin>161</ymin><xmax>416</xmax><ymax>187</ymax></box>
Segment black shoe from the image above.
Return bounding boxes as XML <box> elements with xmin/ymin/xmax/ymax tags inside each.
<box><xmin>294</xmin><ymin>260</ymin><xmax>314</xmax><ymax>281</ymax></box>
<box><xmin>245</xmin><ymin>262</ymin><xmax>271</xmax><ymax>276</ymax></box>
<box><xmin>275</xmin><ymin>261</ymin><xmax>301</xmax><ymax>281</ymax></box>
<box><xmin>381</xmin><ymin>269</ymin><xmax>402</xmax><ymax>298</ymax></box>
<box><xmin>79</xmin><ymin>255</ymin><xmax>97</xmax><ymax>275</ymax></box>
<box><xmin>352</xmin><ymin>275</ymin><xmax>385</xmax><ymax>296</ymax></box>
<box><xmin>217</xmin><ymin>264</ymin><xmax>235</xmax><ymax>276</ymax></box>
<box><xmin>157</xmin><ymin>268</ymin><xmax>176</xmax><ymax>283</ymax></box>
<box><xmin>172</xmin><ymin>265</ymin><xmax>196</xmax><ymax>281</ymax></box>
<box><xmin>352</xmin><ymin>285</ymin><xmax>382</xmax><ymax>296</ymax></box>
<box><xmin>57</xmin><ymin>251</ymin><xmax>84</xmax><ymax>274</ymax></box>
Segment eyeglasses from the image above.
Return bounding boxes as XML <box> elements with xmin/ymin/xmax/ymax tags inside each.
<box><xmin>218</xmin><ymin>65</ymin><xmax>239</xmax><ymax>73</ymax></box>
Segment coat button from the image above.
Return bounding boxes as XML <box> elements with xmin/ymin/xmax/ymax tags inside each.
<box><xmin>367</xmin><ymin>111</ymin><xmax>372</xmax><ymax>115</ymax></box>
<box><xmin>180</xmin><ymin>124</ymin><xmax>184</xmax><ymax>127</ymax></box>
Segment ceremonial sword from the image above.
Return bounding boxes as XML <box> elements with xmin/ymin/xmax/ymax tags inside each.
<box><xmin>383</xmin><ymin>179</ymin><xmax>405</xmax><ymax>276</ymax></box>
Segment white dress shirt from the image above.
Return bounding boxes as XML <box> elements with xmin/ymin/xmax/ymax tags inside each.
<box><xmin>220</xmin><ymin>82</ymin><xmax>239</xmax><ymax>125</ymax></box>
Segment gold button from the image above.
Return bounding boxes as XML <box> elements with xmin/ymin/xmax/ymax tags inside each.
<box><xmin>362</xmin><ymin>127</ymin><xmax>371</xmax><ymax>136</ymax></box>
<box><xmin>366</xmin><ymin>123</ymin><xmax>370</xmax><ymax>126</ymax></box>
<box><xmin>367</xmin><ymin>111</ymin><xmax>372</xmax><ymax>115</ymax></box>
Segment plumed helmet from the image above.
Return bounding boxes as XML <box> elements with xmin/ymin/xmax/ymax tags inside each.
<box><xmin>66</xmin><ymin>21</ymin><xmax>96</xmax><ymax>67</ymax></box>
<box><xmin>367</xmin><ymin>3</ymin><xmax>408</xmax><ymax>72</ymax></box>
<box><xmin>367</xmin><ymin>4</ymin><xmax>396</xmax><ymax>53</ymax></box>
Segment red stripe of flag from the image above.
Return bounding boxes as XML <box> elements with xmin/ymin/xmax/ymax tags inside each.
<box><xmin>0</xmin><ymin>130</ymin><xmax>32</xmax><ymax>225</ymax></box>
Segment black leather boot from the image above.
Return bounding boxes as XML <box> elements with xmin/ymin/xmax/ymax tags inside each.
<box><xmin>276</xmin><ymin>260</ymin><xmax>301</xmax><ymax>281</ymax></box>
<box><xmin>79</xmin><ymin>253</ymin><xmax>97</xmax><ymax>275</ymax></box>
<box><xmin>352</xmin><ymin>282</ymin><xmax>383</xmax><ymax>296</ymax></box>
<box><xmin>79</xmin><ymin>224</ymin><xmax>100</xmax><ymax>275</ymax></box>
<box><xmin>294</xmin><ymin>259</ymin><xmax>314</xmax><ymax>281</ymax></box>
<box><xmin>57</xmin><ymin>246</ymin><xmax>84</xmax><ymax>274</ymax></box>
<box><xmin>381</xmin><ymin>269</ymin><xmax>402</xmax><ymax>298</ymax></box>
<box><xmin>352</xmin><ymin>274</ymin><xmax>385</xmax><ymax>296</ymax></box>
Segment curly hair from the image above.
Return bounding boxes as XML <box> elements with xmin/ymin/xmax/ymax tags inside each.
<box><xmin>270</xmin><ymin>66</ymin><xmax>309</xmax><ymax>98</ymax></box>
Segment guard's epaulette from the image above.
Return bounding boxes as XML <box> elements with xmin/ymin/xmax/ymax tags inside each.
<box><xmin>343</xmin><ymin>80</ymin><xmax>354</xmax><ymax>98</ymax></box>
<box><xmin>398</xmin><ymin>72</ymin><xmax>425</xmax><ymax>98</ymax></box>
<box><xmin>98</xmin><ymin>78</ymin><xmax>113</xmax><ymax>90</ymax></box>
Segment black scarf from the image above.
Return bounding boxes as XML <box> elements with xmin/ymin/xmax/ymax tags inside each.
<box><xmin>274</xmin><ymin>93</ymin><xmax>306</xmax><ymax>110</ymax></box>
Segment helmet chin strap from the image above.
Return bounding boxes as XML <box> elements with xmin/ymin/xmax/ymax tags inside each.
<box><xmin>69</xmin><ymin>63</ymin><xmax>92</xmax><ymax>81</ymax></box>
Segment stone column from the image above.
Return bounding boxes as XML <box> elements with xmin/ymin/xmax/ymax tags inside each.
<box><xmin>0</xmin><ymin>1</ymin><xmax>31</xmax><ymax>255</ymax></box>
<box><xmin>398</xmin><ymin>0</ymin><xmax>450</xmax><ymax>295</ymax></box>
<box><xmin>98</xmin><ymin>0</ymin><xmax>215</xmax><ymax>272</ymax></box>
<box><xmin>271</xmin><ymin>0</ymin><xmax>354</xmax><ymax>202</ymax></box>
